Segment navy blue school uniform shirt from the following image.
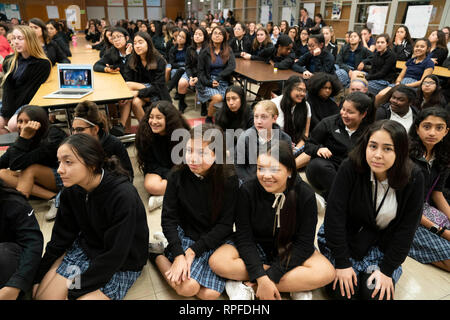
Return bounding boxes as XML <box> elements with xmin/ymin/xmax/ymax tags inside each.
<box><xmin>404</xmin><ymin>56</ymin><xmax>435</xmax><ymax>80</ymax></box>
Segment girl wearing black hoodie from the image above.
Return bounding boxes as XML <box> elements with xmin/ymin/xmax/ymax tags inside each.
<box><xmin>33</xmin><ymin>134</ymin><xmax>149</xmax><ymax>300</ymax></box>
<box><xmin>0</xmin><ymin>179</ymin><xmax>43</xmax><ymax>300</ymax></box>
<box><xmin>210</xmin><ymin>141</ymin><xmax>335</xmax><ymax>300</ymax></box>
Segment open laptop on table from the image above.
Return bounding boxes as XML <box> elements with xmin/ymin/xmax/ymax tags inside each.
<box><xmin>44</xmin><ymin>64</ymin><xmax>94</xmax><ymax>99</ymax></box>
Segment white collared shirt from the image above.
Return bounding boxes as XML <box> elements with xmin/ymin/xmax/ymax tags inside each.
<box><xmin>390</xmin><ymin>107</ymin><xmax>413</xmax><ymax>132</ymax></box>
<box><xmin>371</xmin><ymin>171</ymin><xmax>398</xmax><ymax>230</ymax></box>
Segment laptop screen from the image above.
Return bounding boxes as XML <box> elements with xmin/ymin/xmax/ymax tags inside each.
<box><xmin>59</xmin><ymin>67</ymin><xmax>93</xmax><ymax>89</ymax></box>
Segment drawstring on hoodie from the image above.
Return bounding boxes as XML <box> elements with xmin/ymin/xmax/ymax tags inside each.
<box><xmin>272</xmin><ymin>193</ymin><xmax>286</xmax><ymax>235</ymax></box>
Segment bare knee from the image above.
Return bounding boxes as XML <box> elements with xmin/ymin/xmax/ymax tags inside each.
<box><xmin>211</xmin><ymin>94</ymin><xmax>223</xmax><ymax>103</ymax></box>
<box><xmin>175</xmin><ymin>281</ymin><xmax>200</xmax><ymax>297</ymax></box>
<box><xmin>209</xmin><ymin>253</ymin><xmax>227</xmax><ymax>276</ymax></box>
<box><xmin>197</xmin><ymin>288</ymin><xmax>221</xmax><ymax>300</ymax></box>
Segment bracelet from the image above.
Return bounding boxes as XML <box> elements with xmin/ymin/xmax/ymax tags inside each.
<box><xmin>436</xmin><ymin>226</ymin><xmax>447</xmax><ymax>237</ymax></box>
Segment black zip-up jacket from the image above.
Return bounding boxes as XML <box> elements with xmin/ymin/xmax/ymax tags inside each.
<box><xmin>393</xmin><ymin>41</ymin><xmax>413</xmax><ymax>61</ymax></box>
<box><xmin>168</xmin><ymin>45</ymin><xmax>187</xmax><ymax>69</ymax></box>
<box><xmin>259</xmin><ymin>46</ymin><xmax>295</xmax><ymax>70</ymax></box>
<box><xmin>162</xmin><ymin>168</ymin><xmax>239</xmax><ymax>258</ymax></box>
<box><xmin>198</xmin><ymin>47</ymin><xmax>236</xmax><ymax>87</ymax></box>
<box><xmin>307</xmin><ymin>95</ymin><xmax>340</xmax><ymax>131</ymax></box>
<box><xmin>34</xmin><ymin>171</ymin><xmax>149</xmax><ymax>300</ymax></box>
<box><xmin>99</xmin><ymin>130</ymin><xmax>134</xmax><ymax>181</ymax></box>
<box><xmin>336</xmin><ymin>43</ymin><xmax>373</xmax><ymax>73</ymax></box>
<box><xmin>304</xmin><ymin>114</ymin><xmax>368</xmax><ymax>166</ymax></box>
<box><xmin>429</xmin><ymin>47</ymin><xmax>449</xmax><ymax>66</ymax></box>
<box><xmin>185</xmin><ymin>46</ymin><xmax>202</xmax><ymax>78</ymax></box>
<box><xmin>229</xmin><ymin>35</ymin><xmax>253</xmax><ymax>58</ymax></box>
<box><xmin>1</xmin><ymin>55</ymin><xmax>51</xmax><ymax>119</ymax></box>
<box><xmin>85</xmin><ymin>31</ymin><xmax>101</xmax><ymax>43</ymax></box>
<box><xmin>0</xmin><ymin>191</ymin><xmax>43</xmax><ymax>293</ymax></box>
<box><xmin>123</xmin><ymin>55</ymin><xmax>171</xmax><ymax>102</ymax></box>
<box><xmin>375</xmin><ymin>103</ymin><xmax>419</xmax><ymax>122</ymax></box>
<box><xmin>365</xmin><ymin>49</ymin><xmax>397</xmax><ymax>83</ymax></box>
<box><xmin>292</xmin><ymin>49</ymin><xmax>335</xmax><ymax>74</ymax></box>
<box><xmin>152</xmin><ymin>35</ymin><xmax>166</xmax><ymax>57</ymax></box>
<box><xmin>93</xmin><ymin>46</ymin><xmax>131</xmax><ymax>78</ymax></box>
<box><xmin>325</xmin><ymin>42</ymin><xmax>338</xmax><ymax>59</ymax></box>
<box><xmin>44</xmin><ymin>40</ymin><xmax>70</xmax><ymax>65</ymax></box>
<box><xmin>235</xmin><ymin>175</ymin><xmax>317</xmax><ymax>283</ymax></box>
<box><xmin>324</xmin><ymin>158</ymin><xmax>424</xmax><ymax>277</ymax></box>
<box><xmin>0</xmin><ymin>126</ymin><xmax>67</xmax><ymax>170</ymax></box>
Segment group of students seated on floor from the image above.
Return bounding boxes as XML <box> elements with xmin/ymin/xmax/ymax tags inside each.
<box><xmin>0</xmin><ymin>14</ymin><xmax>450</xmax><ymax>301</ymax></box>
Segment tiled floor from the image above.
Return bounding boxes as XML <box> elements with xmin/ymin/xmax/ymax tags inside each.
<box><xmin>6</xmin><ymin>92</ymin><xmax>450</xmax><ymax>300</ymax></box>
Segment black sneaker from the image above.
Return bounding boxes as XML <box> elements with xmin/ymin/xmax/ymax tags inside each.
<box><xmin>173</xmin><ymin>92</ymin><xmax>180</xmax><ymax>100</ymax></box>
<box><xmin>110</xmin><ymin>123</ymin><xmax>125</xmax><ymax>137</ymax></box>
<box><xmin>178</xmin><ymin>100</ymin><xmax>187</xmax><ymax>113</ymax></box>
<box><xmin>205</xmin><ymin>116</ymin><xmax>214</xmax><ymax>124</ymax></box>
<box><xmin>201</xmin><ymin>103</ymin><xmax>207</xmax><ymax>116</ymax></box>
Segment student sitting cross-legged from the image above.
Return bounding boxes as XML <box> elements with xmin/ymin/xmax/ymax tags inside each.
<box><xmin>209</xmin><ymin>141</ymin><xmax>335</xmax><ymax>300</ymax></box>
<box><xmin>318</xmin><ymin>120</ymin><xmax>424</xmax><ymax>300</ymax></box>
<box><xmin>150</xmin><ymin>124</ymin><xmax>239</xmax><ymax>300</ymax></box>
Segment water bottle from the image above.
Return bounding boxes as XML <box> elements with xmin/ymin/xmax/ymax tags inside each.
<box><xmin>72</xmin><ymin>35</ymin><xmax>77</xmax><ymax>47</ymax></box>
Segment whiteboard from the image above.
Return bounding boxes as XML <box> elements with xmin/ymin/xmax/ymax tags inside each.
<box><xmin>108</xmin><ymin>6</ymin><xmax>126</xmax><ymax>25</ymax></box>
<box><xmin>367</xmin><ymin>5</ymin><xmax>388</xmax><ymax>35</ymax></box>
<box><xmin>304</xmin><ymin>3</ymin><xmax>315</xmax><ymax>17</ymax></box>
<box><xmin>404</xmin><ymin>5</ymin><xmax>433</xmax><ymax>38</ymax></box>
<box><xmin>86</xmin><ymin>6</ymin><xmax>105</xmax><ymax>20</ymax></box>
<box><xmin>128</xmin><ymin>7</ymin><xmax>145</xmax><ymax>20</ymax></box>
<box><xmin>147</xmin><ymin>7</ymin><xmax>162</xmax><ymax>20</ymax></box>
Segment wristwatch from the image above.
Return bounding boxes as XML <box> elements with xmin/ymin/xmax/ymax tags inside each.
<box><xmin>429</xmin><ymin>224</ymin><xmax>440</xmax><ymax>234</ymax></box>
<box><xmin>437</xmin><ymin>226</ymin><xmax>447</xmax><ymax>237</ymax></box>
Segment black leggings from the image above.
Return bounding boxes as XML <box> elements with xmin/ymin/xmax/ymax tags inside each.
<box><xmin>325</xmin><ymin>272</ymin><xmax>395</xmax><ymax>300</ymax></box>
<box><xmin>306</xmin><ymin>157</ymin><xmax>339</xmax><ymax>199</ymax></box>
<box><xmin>0</xmin><ymin>242</ymin><xmax>22</xmax><ymax>288</ymax></box>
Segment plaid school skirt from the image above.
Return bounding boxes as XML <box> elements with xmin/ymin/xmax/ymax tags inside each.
<box><xmin>165</xmin><ymin>226</ymin><xmax>227</xmax><ymax>293</ymax></box>
<box><xmin>408</xmin><ymin>225</ymin><xmax>450</xmax><ymax>264</ymax></box>
<box><xmin>56</xmin><ymin>239</ymin><xmax>142</xmax><ymax>300</ymax></box>
<box><xmin>197</xmin><ymin>75</ymin><xmax>229</xmax><ymax>104</ymax></box>
<box><xmin>317</xmin><ymin>224</ymin><xmax>402</xmax><ymax>284</ymax></box>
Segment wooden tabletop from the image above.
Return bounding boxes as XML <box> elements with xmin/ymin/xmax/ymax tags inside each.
<box><xmin>396</xmin><ymin>60</ymin><xmax>450</xmax><ymax>78</ymax></box>
<box><xmin>234</xmin><ymin>59</ymin><xmax>302</xmax><ymax>82</ymax></box>
<box><xmin>30</xmin><ymin>35</ymin><xmax>134</xmax><ymax>108</ymax></box>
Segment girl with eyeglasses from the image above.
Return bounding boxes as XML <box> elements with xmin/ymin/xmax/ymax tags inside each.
<box><xmin>416</xmin><ymin>75</ymin><xmax>448</xmax><ymax>110</ymax></box>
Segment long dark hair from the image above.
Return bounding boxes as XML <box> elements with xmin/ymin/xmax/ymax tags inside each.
<box><xmin>17</xmin><ymin>105</ymin><xmax>50</xmax><ymax>145</ymax></box>
<box><xmin>394</xmin><ymin>25</ymin><xmax>413</xmax><ymax>47</ymax></box>
<box><xmin>349</xmin><ymin>119</ymin><xmax>413</xmax><ymax>189</ymax></box>
<box><xmin>176</xmin><ymin>124</ymin><xmax>235</xmax><ymax>224</ymax></box>
<box><xmin>258</xmin><ymin>140</ymin><xmax>298</xmax><ymax>264</ymax></box>
<box><xmin>29</xmin><ymin>17</ymin><xmax>49</xmax><ymax>44</ymax></box>
<box><xmin>209</xmin><ymin>26</ymin><xmax>230</xmax><ymax>64</ymax></box>
<box><xmin>280</xmin><ymin>76</ymin><xmax>308</xmax><ymax>144</ymax></box>
<box><xmin>135</xmin><ymin>101</ymin><xmax>190</xmax><ymax>173</ymax></box>
<box><xmin>409</xmin><ymin>107</ymin><xmax>450</xmax><ymax>171</ymax></box>
<box><xmin>190</xmin><ymin>26</ymin><xmax>209</xmax><ymax>50</ymax></box>
<box><xmin>128</xmin><ymin>31</ymin><xmax>162</xmax><ymax>70</ymax></box>
<box><xmin>416</xmin><ymin>75</ymin><xmax>444</xmax><ymax>109</ymax></box>
<box><xmin>60</xmin><ymin>133</ymin><xmax>129</xmax><ymax>179</ymax></box>
<box><xmin>215</xmin><ymin>85</ymin><xmax>250</xmax><ymax>130</ymax></box>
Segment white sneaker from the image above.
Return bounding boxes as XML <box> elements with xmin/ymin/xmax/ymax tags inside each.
<box><xmin>315</xmin><ymin>193</ymin><xmax>326</xmax><ymax>214</ymax></box>
<box><xmin>148</xmin><ymin>196</ymin><xmax>164</xmax><ymax>212</ymax></box>
<box><xmin>290</xmin><ymin>291</ymin><xmax>313</xmax><ymax>300</ymax></box>
<box><xmin>225</xmin><ymin>280</ymin><xmax>255</xmax><ymax>300</ymax></box>
<box><xmin>45</xmin><ymin>198</ymin><xmax>58</xmax><ymax>221</ymax></box>
<box><xmin>148</xmin><ymin>241</ymin><xmax>166</xmax><ymax>254</ymax></box>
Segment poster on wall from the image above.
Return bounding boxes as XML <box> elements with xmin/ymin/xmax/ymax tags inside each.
<box><xmin>146</xmin><ymin>0</ymin><xmax>161</xmax><ymax>6</ymax></box>
<box><xmin>331</xmin><ymin>0</ymin><xmax>342</xmax><ymax>20</ymax></box>
<box><xmin>128</xmin><ymin>0</ymin><xmax>143</xmax><ymax>6</ymax></box>
<box><xmin>281</xmin><ymin>7</ymin><xmax>292</xmax><ymax>24</ymax></box>
<box><xmin>367</xmin><ymin>5</ymin><xmax>388</xmax><ymax>35</ymax></box>
<box><xmin>404</xmin><ymin>5</ymin><xmax>433</xmax><ymax>38</ymax></box>
<box><xmin>46</xmin><ymin>6</ymin><xmax>59</xmax><ymax>19</ymax></box>
<box><xmin>108</xmin><ymin>0</ymin><xmax>124</xmax><ymax>6</ymax></box>
<box><xmin>260</xmin><ymin>5</ymin><xmax>270</xmax><ymax>25</ymax></box>
<box><xmin>65</xmin><ymin>9</ymin><xmax>77</xmax><ymax>30</ymax></box>
<box><xmin>0</xmin><ymin>4</ymin><xmax>21</xmax><ymax>19</ymax></box>
<box><xmin>304</xmin><ymin>3</ymin><xmax>315</xmax><ymax>17</ymax></box>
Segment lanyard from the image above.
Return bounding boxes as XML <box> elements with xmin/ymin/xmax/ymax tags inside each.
<box><xmin>373</xmin><ymin>179</ymin><xmax>390</xmax><ymax>217</ymax></box>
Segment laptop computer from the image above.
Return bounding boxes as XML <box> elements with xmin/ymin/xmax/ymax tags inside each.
<box><xmin>44</xmin><ymin>64</ymin><xmax>94</xmax><ymax>99</ymax></box>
